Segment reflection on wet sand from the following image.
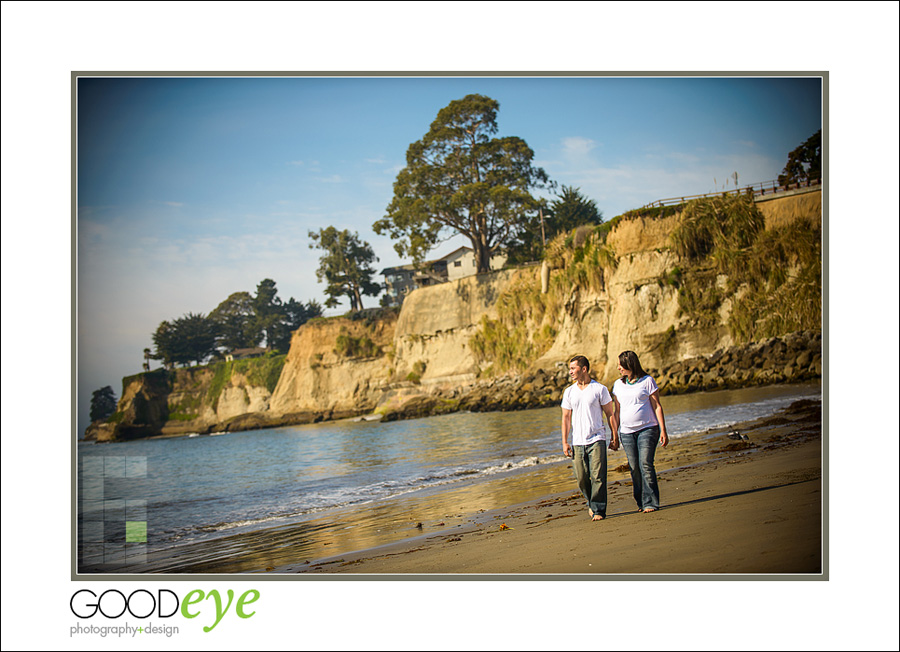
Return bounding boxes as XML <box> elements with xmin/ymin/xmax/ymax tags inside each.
<box><xmin>106</xmin><ymin>395</ymin><xmax>820</xmax><ymax>574</ymax></box>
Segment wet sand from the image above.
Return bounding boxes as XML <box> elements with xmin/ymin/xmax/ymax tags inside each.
<box><xmin>282</xmin><ymin>399</ymin><xmax>822</xmax><ymax>575</ymax></box>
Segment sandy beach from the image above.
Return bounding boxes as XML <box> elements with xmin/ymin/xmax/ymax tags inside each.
<box><xmin>282</xmin><ymin>398</ymin><xmax>822</xmax><ymax>576</ymax></box>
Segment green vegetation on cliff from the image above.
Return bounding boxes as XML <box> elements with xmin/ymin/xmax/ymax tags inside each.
<box><xmin>671</xmin><ymin>192</ymin><xmax>764</xmax><ymax>261</ymax></box>
<box><xmin>206</xmin><ymin>353</ymin><xmax>286</xmax><ymax>410</ymax></box>
<box><xmin>330</xmin><ymin>312</ymin><xmax>395</xmax><ymax>360</ymax></box>
<box><xmin>109</xmin><ymin>354</ymin><xmax>286</xmax><ymax>424</ymax></box>
<box><xmin>334</xmin><ymin>333</ymin><xmax>382</xmax><ymax>359</ymax></box>
<box><xmin>726</xmin><ymin>216</ymin><xmax>821</xmax><ymax>341</ymax></box>
<box><xmin>236</xmin><ymin>353</ymin><xmax>286</xmax><ymax>393</ymax></box>
<box><xmin>470</xmin><ymin>192</ymin><xmax>821</xmax><ymax>376</ymax></box>
<box><xmin>470</xmin><ymin>223</ymin><xmax>617</xmax><ymax>375</ymax></box>
<box><xmin>670</xmin><ymin>193</ymin><xmax>821</xmax><ymax>341</ymax></box>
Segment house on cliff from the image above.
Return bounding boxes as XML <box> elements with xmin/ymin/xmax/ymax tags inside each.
<box><xmin>381</xmin><ymin>246</ymin><xmax>507</xmax><ymax>306</ymax></box>
<box><xmin>225</xmin><ymin>347</ymin><xmax>267</xmax><ymax>362</ymax></box>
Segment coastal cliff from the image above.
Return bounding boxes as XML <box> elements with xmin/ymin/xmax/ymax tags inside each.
<box><xmin>85</xmin><ymin>354</ymin><xmax>288</xmax><ymax>441</ymax></box>
<box><xmin>268</xmin><ymin>310</ymin><xmax>397</xmax><ymax>418</ymax></box>
<box><xmin>88</xmin><ymin>189</ymin><xmax>822</xmax><ymax>440</ymax></box>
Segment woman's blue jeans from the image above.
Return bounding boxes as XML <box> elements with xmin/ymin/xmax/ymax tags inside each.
<box><xmin>620</xmin><ymin>426</ymin><xmax>661</xmax><ymax>511</ymax></box>
<box><xmin>573</xmin><ymin>441</ymin><xmax>607</xmax><ymax>517</ymax></box>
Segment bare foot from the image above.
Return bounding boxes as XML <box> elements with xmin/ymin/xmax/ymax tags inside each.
<box><xmin>642</xmin><ymin>507</ymin><xmax>657</xmax><ymax>513</ymax></box>
<box><xmin>591</xmin><ymin>514</ymin><xmax>605</xmax><ymax>521</ymax></box>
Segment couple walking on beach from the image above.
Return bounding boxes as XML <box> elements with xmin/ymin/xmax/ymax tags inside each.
<box><xmin>561</xmin><ymin>351</ymin><xmax>669</xmax><ymax>521</ymax></box>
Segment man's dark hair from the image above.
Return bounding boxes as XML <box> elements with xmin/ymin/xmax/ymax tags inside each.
<box><xmin>569</xmin><ymin>355</ymin><xmax>590</xmax><ymax>371</ymax></box>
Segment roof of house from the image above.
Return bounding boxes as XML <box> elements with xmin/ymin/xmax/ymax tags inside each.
<box><xmin>229</xmin><ymin>347</ymin><xmax>267</xmax><ymax>357</ymax></box>
<box><xmin>381</xmin><ymin>247</ymin><xmax>475</xmax><ymax>275</ymax></box>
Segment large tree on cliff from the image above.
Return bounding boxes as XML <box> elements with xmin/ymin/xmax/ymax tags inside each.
<box><xmin>308</xmin><ymin>227</ymin><xmax>381</xmax><ymax>312</ymax></box>
<box><xmin>374</xmin><ymin>94</ymin><xmax>553</xmax><ymax>273</ymax></box>
<box><xmin>209</xmin><ymin>291</ymin><xmax>262</xmax><ymax>351</ymax></box>
<box><xmin>252</xmin><ymin>279</ymin><xmax>284</xmax><ymax>347</ymax></box>
<box><xmin>267</xmin><ymin>297</ymin><xmax>323</xmax><ymax>352</ymax></box>
<box><xmin>778</xmin><ymin>129</ymin><xmax>821</xmax><ymax>187</ymax></box>
<box><xmin>152</xmin><ymin>312</ymin><xmax>218</xmax><ymax>367</ymax></box>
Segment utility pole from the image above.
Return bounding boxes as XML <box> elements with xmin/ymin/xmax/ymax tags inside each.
<box><xmin>539</xmin><ymin>205</ymin><xmax>549</xmax><ymax>294</ymax></box>
<box><xmin>540</xmin><ymin>206</ymin><xmax>546</xmax><ymax>247</ymax></box>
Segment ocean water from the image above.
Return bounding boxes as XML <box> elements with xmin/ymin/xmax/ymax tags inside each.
<box><xmin>76</xmin><ymin>382</ymin><xmax>821</xmax><ymax>573</ymax></box>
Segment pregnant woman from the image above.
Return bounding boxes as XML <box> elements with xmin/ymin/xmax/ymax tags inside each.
<box><xmin>612</xmin><ymin>350</ymin><xmax>669</xmax><ymax>513</ymax></box>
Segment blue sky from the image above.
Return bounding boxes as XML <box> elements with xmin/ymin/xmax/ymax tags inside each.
<box><xmin>76</xmin><ymin>74</ymin><xmax>822</xmax><ymax>434</ymax></box>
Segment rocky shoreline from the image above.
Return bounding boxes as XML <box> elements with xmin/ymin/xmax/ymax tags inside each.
<box><xmin>653</xmin><ymin>329</ymin><xmax>821</xmax><ymax>394</ymax></box>
<box><xmin>86</xmin><ymin>330</ymin><xmax>821</xmax><ymax>439</ymax></box>
<box><xmin>378</xmin><ymin>330</ymin><xmax>822</xmax><ymax>421</ymax></box>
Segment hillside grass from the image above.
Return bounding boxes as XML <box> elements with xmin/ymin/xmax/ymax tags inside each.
<box><xmin>203</xmin><ymin>353</ymin><xmax>287</xmax><ymax>410</ymax></box>
<box><xmin>469</xmin><ymin>193</ymin><xmax>821</xmax><ymax>374</ymax></box>
<box><xmin>469</xmin><ymin>223</ymin><xmax>617</xmax><ymax>375</ymax></box>
<box><xmin>669</xmin><ymin>193</ymin><xmax>821</xmax><ymax>341</ymax></box>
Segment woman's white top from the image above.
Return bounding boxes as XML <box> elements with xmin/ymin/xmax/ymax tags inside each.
<box><xmin>612</xmin><ymin>375</ymin><xmax>660</xmax><ymax>433</ymax></box>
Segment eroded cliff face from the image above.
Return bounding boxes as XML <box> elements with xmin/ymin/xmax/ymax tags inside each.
<box><xmin>369</xmin><ymin>189</ymin><xmax>821</xmax><ymax>418</ymax></box>
<box><xmin>94</xmin><ymin>190</ymin><xmax>821</xmax><ymax>439</ymax></box>
<box><xmin>535</xmin><ymin>215</ymin><xmax>690</xmax><ymax>382</ymax></box>
<box><xmin>86</xmin><ymin>357</ymin><xmax>286</xmax><ymax>441</ymax></box>
<box><xmin>268</xmin><ymin>312</ymin><xmax>397</xmax><ymax>417</ymax></box>
<box><xmin>392</xmin><ymin>270</ymin><xmax>518</xmax><ymax>383</ymax></box>
<box><xmin>540</xmin><ymin>190</ymin><xmax>821</xmax><ymax>385</ymax></box>
<box><xmin>265</xmin><ymin>273</ymin><xmax>516</xmax><ymax>417</ymax></box>
<box><xmin>288</xmin><ymin>189</ymin><xmax>821</xmax><ymax>411</ymax></box>
<box><xmin>594</xmin><ymin>214</ymin><xmax>727</xmax><ymax>382</ymax></box>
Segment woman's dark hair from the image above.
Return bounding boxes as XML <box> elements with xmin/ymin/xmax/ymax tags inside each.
<box><xmin>618</xmin><ymin>350</ymin><xmax>648</xmax><ymax>380</ymax></box>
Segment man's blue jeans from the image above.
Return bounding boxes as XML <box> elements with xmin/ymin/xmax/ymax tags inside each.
<box><xmin>620</xmin><ymin>425</ymin><xmax>661</xmax><ymax>511</ymax></box>
<box><xmin>573</xmin><ymin>441</ymin><xmax>607</xmax><ymax>517</ymax></box>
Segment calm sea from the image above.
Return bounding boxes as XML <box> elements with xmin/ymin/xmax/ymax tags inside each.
<box><xmin>77</xmin><ymin>382</ymin><xmax>821</xmax><ymax>573</ymax></box>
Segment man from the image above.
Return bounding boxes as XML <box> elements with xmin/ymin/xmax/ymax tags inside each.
<box><xmin>561</xmin><ymin>355</ymin><xmax>619</xmax><ymax>521</ymax></box>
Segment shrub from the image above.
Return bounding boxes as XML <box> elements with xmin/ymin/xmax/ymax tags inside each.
<box><xmin>334</xmin><ymin>333</ymin><xmax>382</xmax><ymax>359</ymax></box>
<box><xmin>669</xmin><ymin>195</ymin><xmax>820</xmax><ymax>342</ymax></box>
<box><xmin>205</xmin><ymin>361</ymin><xmax>233</xmax><ymax>410</ymax></box>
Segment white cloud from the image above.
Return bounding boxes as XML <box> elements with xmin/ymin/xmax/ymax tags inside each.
<box><xmin>561</xmin><ymin>136</ymin><xmax>599</xmax><ymax>161</ymax></box>
<box><xmin>162</xmin><ymin>201</ymin><xmax>184</xmax><ymax>207</ymax></box>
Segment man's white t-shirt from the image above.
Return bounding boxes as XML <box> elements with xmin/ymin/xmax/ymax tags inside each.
<box><xmin>561</xmin><ymin>380</ymin><xmax>613</xmax><ymax>445</ymax></box>
<box><xmin>612</xmin><ymin>375</ymin><xmax>660</xmax><ymax>433</ymax></box>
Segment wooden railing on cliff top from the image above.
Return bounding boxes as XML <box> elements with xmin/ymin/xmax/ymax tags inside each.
<box><xmin>642</xmin><ymin>177</ymin><xmax>821</xmax><ymax>209</ymax></box>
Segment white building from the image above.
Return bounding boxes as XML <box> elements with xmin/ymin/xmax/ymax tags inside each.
<box><xmin>381</xmin><ymin>246</ymin><xmax>507</xmax><ymax>306</ymax></box>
